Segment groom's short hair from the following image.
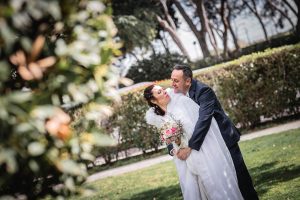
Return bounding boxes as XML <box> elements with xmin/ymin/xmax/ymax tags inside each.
<box><xmin>173</xmin><ymin>64</ymin><xmax>193</xmax><ymax>80</ymax></box>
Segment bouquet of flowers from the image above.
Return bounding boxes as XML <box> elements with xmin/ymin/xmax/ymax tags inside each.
<box><xmin>159</xmin><ymin>115</ymin><xmax>187</xmax><ymax>149</ymax></box>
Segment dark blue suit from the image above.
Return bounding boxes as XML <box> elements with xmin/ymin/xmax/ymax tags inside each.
<box><xmin>168</xmin><ymin>79</ymin><xmax>258</xmax><ymax>200</ymax></box>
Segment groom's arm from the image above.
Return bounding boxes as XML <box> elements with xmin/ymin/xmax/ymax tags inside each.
<box><xmin>188</xmin><ymin>86</ymin><xmax>216</xmax><ymax>151</ymax></box>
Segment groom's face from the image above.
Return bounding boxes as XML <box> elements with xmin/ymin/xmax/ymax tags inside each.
<box><xmin>171</xmin><ymin>69</ymin><xmax>191</xmax><ymax>94</ymax></box>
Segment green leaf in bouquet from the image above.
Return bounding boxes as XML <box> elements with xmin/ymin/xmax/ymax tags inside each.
<box><xmin>28</xmin><ymin>142</ymin><xmax>45</xmax><ymax>156</ymax></box>
<box><xmin>20</xmin><ymin>37</ymin><xmax>32</xmax><ymax>53</ymax></box>
<box><xmin>80</xmin><ymin>152</ymin><xmax>95</xmax><ymax>161</ymax></box>
<box><xmin>81</xmin><ymin>142</ymin><xmax>93</xmax><ymax>153</ymax></box>
<box><xmin>68</xmin><ymin>84</ymin><xmax>89</xmax><ymax>104</ymax></box>
<box><xmin>15</xmin><ymin>123</ymin><xmax>34</xmax><ymax>134</ymax></box>
<box><xmin>30</xmin><ymin>105</ymin><xmax>55</xmax><ymax>119</ymax></box>
<box><xmin>7</xmin><ymin>91</ymin><xmax>32</xmax><ymax>104</ymax></box>
<box><xmin>46</xmin><ymin>1</ymin><xmax>61</xmax><ymax>20</ymax></box>
<box><xmin>56</xmin><ymin>159</ymin><xmax>87</xmax><ymax>176</ymax></box>
<box><xmin>7</xmin><ymin>104</ymin><xmax>27</xmax><ymax>117</ymax></box>
<box><xmin>70</xmin><ymin>138</ymin><xmax>80</xmax><ymax>155</ymax></box>
<box><xmin>65</xmin><ymin>177</ymin><xmax>75</xmax><ymax>191</ymax></box>
<box><xmin>0</xmin><ymin>20</ymin><xmax>16</xmax><ymax>50</ymax></box>
<box><xmin>29</xmin><ymin>159</ymin><xmax>39</xmax><ymax>172</ymax></box>
<box><xmin>0</xmin><ymin>99</ymin><xmax>8</xmax><ymax>119</ymax></box>
<box><xmin>85</xmin><ymin>103</ymin><xmax>113</xmax><ymax>121</ymax></box>
<box><xmin>0</xmin><ymin>61</ymin><xmax>9</xmax><ymax>82</ymax></box>
<box><xmin>46</xmin><ymin>147</ymin><xmax>59</xmax><ymax>163</ymax></box>
<box><xmin>0</xmin><ymin>149</ymin><xmax>17</xmax><ymax>173</ymax></box>
<box><xmin>91</xmin><ymin>132</ymin><xmax>116</xmax><ymax>147</ymax></box>
<box><xmin>0</xmin><ymin>196</ymin><xmax>15</xmax><ymax>200</ymax></box>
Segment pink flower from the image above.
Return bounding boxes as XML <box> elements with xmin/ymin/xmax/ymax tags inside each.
<box><xmin>171</xmin><ymin>127</ymin><xmax>177</xmax><ymax>134</ymax></box>
<box><xmin>165</xmin><ymin>129</ymin><xmax>172</xmax><ymax>136</ymax></box>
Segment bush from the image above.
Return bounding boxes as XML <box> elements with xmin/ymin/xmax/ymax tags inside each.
<box><xmin>194</xmin><ymin>44</ymin><xmax>300</xmax><ymax>129</ymax></box>
<box><xmin>95</xmin><ymin>92</ymin><xmax>161</xmax><ymax>163</ymax></box>
<box><xmin>120</xmin><ymin>44</ymin><xmax>300</xmax><ymax>137</ymax></box>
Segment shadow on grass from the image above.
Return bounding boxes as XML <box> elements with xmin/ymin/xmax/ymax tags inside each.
<box><xmin>120</xmin><ymin>162</ymin><xmax>300</xmax><ymax>200</ymax></box>
<box><xmin>120</xmin><ymin>185</ymin><xmax>182</xmax><ymax>200</ymax></box>
<box><xmin>250</xmin><ymin>162</ymin><xmax>300</xmax><ymax>196</ymax></box>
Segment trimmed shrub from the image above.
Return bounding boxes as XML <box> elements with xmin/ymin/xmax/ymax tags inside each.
<box><xmin>194</xmin><ymin>44</ymin><xmax>300</xmax><ymax>129</ymax></box>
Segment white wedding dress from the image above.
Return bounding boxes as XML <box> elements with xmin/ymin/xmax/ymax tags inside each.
<box><xmin>145</xmin><ymin>89</ymin><xmax>243</xmax><ymax>200</ymax></box>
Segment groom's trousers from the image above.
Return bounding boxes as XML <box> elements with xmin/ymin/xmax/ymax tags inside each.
<box><xmin>229</xmin><ymin>143</ymin><xmax>259</xmax><ymax>200</ymax></box>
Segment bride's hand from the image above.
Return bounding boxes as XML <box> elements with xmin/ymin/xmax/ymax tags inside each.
<box><xmin>176</xmin><ymin>147</ymin><xmax>191</xmax><ymax>160</ymax></box>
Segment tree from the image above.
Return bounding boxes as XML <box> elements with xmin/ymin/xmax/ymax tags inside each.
<box><xmin>242</xmin><ymin>0</ymin><xmax>269</xmax><ymax>41</ymax></box>
<box><xmin>126</xmin><ymin>53</ymin><xmax>187</xmax><ymax>83</ymax></box>
<box><xmin>225</xmin><ymin>0</ymin><xmax>241</xmax><ymax>51</ymax></box>
<box><xmin>293</xmin><ymin>0</ymin><xmax>300</xmax><ymax>36</ymax></box>
<box><xmin>0</xmin><ymin>0</ymin><xmax>120</xmax><ymax>199</ymax></box>
<box><xmin>111</xmin><ymin>0</ymin><xmax>191</xmax><ymax>60</ymax></box>
<box><xmin>263</xmin><ymin>0</ymin><xmax>295</xmax><ymax>31</ymax></box>
<box><xmin>173</xmin><ymin>0</ymin><xmax>219</xmax><ymax>57</ymax></box>
<box><xmin>111</xmin><ymin>0</ymin><xmax>160</xmax><ymax>53</ymax></box>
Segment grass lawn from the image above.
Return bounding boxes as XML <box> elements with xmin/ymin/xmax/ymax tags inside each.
<box><xmin>68</xmin><ymin>128</ymin><xmax>300</xmax><ymax>200</ymax></box>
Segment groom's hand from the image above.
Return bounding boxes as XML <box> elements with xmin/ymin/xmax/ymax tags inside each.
<box><xmin>176</xmin><ymin>147</ymin><xmax>191</xmax><ymax>160</ymax></box>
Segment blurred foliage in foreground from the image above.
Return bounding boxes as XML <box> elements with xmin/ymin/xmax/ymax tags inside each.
<box><xmin>0</xmin><ymin>0</ymin><xmax>122</xmax><ymax>199</ymax></box>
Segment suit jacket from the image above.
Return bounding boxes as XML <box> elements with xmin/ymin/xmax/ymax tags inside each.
<box><xmin>188</xmin><ymin>79</ymin><xmax>240</xmax><ymax>151</ymax></box>
<box><xmin>167</xmin><ymin>79</ymin><xmax>240</xmax><ymax>154</ymax></box>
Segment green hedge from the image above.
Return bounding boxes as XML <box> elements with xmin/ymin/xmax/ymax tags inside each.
<box><xmin>94</xmin><ymin>44</ymin><xmax>300</xmax><ymax>163</ymax></box>
<box><xmin>194</xmin><ymin>44</ymin><xmax>300</xmax><ymax>129</ymax></box>
<box><xmin>92</xmin><ymin>92</ymin><xmax>161</xmax><ymax>165</ymax></box>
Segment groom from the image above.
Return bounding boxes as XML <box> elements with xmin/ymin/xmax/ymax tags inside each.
<box><xmin>168</xmin><ymin>64</ymin><xmax>258</xmax><ymax>200</ymax></box>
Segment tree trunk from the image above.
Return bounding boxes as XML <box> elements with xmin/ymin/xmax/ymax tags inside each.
<box><xmin>156</xmin><ymin>15</ymin><xmax>191</xmax><ymax>60</ymax></box>
<box><xmin>192</xmin><ymin>0</ymin><xmax>212</xmax><ymax>57</ymax></box>
<box><xmin>197</xmin><ymin>1</ymin><xmax>218</xmax><ymax>56</ymax></box>
<box><xmin>282</xmin><ymin>0</ymin><xmax>297</xmax><ymax>16</ymax></box>
<box><xmin>294</xmin><ymin>0</ymin><xmax>300</xmax><ymax>37</ymax></box>
<box><xmin>160</xmin><ymin>0</ymin><xmax>177</xmax><ymax>30</ymax></box>
<box><xmin>160</xmin><ymin>34</ymin><xmax>171</xmax><ymax>54</ymax></box>
<box><xmin>208</xmin><ymin>21</ymin><xmax>220</xmax><ymax>57</ymax></box>
<box><xmin>220</xmin><ymin>0</ymin><xmax>229</xmax><ymax>58</ymax></box>
<box><xmin>226</xmin><ymin>2</ymin><xmax>240</xmax><ymax>51</ymax></box>
<box><xmin>208</xmin><ymin>23</ymin><xmax>220</xmax><ymax>56</ymax></box>
<box><xmin>267</xmin><ymin>0</ymin><xmax>295</xmax><ymax>30</ymax></box>
<box><xmin>173</xmin><ymin>0</ymin><xmax>215</xmax><ymax>57</ymax></box>
<box><xmin>244</xmin><ymin>0</ymin><xmax>269</xmax><ymax>41</ymax></box>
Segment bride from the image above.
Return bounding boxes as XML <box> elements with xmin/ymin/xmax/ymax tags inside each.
<box><xmin>144</xmin><ymin>84</ymin><xmax>243</xmax><ymax>200</ymax></box>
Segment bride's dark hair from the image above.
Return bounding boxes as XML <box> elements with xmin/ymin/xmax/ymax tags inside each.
<box><xmin>143</xmin><ymin>85</ymin><xmax>165</xmax><ymax>116</ymax></box>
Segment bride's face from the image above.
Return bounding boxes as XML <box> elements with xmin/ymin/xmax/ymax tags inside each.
<box><xmin>151</xmin><ymin>85</ymin><xmax>170</xmax><ymax>105</ymax></box>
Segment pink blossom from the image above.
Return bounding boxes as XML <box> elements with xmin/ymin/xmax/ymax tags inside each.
<box><xmin>171</xmin><ymin>127</ymin><xmax>177</xmax><ymax>134</ymax></box>
<box><xmin>165</xmin><ymin>129</ymin><xmax>172</xmax><ymax>136</ymax></box>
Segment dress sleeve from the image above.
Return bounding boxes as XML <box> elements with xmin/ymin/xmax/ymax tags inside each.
<box><xmin>171</xmin><ymin>94</ymin><xmax>200</xmax><ymax>139</ymax></box>
<box><xmin>145</xmin><ymin>108</ymin><xmax>164</xmax><ymax>128</ymax></box>
<box><xmin>188</xmin><ymin>86</ymin><xmax>216</xmax><ymax>151</ymax></box>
